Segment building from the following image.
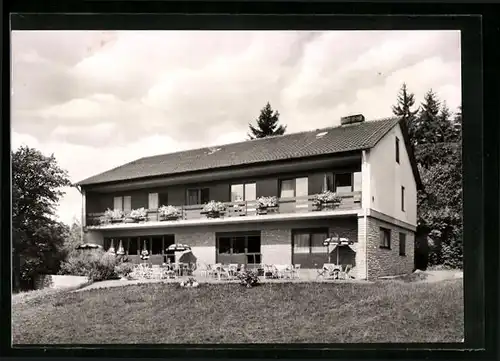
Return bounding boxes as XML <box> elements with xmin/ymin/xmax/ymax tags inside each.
<box><xmin>76</xmin><ymin>114</ymin><xmax>423</xmax><ymax>280</ymax></box>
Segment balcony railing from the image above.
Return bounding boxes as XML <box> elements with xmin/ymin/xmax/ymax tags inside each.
<box><xmin>86</xmin><ymin>192</ymin><xmax>361</xmax><ymax>227</ymax></box>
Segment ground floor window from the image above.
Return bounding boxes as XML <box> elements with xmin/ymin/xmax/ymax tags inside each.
<box><xmin>292</xmin><ymin>228</ymin><xmax>329</xmax><ymax>268</ymax></box>
<box><xmin>103</xmin><ymin>234</ymin><xmax>176</xmax><ymax>262</ymax></box>
<box><xmin>216</xmin><ymin>231</ymin><xmax>261</xmax><ymax>265</ymax></box>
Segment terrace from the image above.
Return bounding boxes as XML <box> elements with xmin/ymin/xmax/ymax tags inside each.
<box><xmin>85</xmin><ymin>191</ymin><xmax>362</xmax><ymax>229</ymax></box>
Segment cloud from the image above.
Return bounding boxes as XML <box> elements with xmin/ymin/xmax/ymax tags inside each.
<box><xmin>11</xmin><ymin>30</ymin><xmax>462</xmax><ymax>224</ymax></box>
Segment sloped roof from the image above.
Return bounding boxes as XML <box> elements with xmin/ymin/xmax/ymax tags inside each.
<box><xmin>77</xmin><ymin>116</ymin><xmax>421</xmax><ymax>188</ymax></box>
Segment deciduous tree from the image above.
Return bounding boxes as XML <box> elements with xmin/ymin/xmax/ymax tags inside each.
<box><xmin>12</xmin><ymin>146</ymin><xmax>71</xmax><ymax>290</ymax></box>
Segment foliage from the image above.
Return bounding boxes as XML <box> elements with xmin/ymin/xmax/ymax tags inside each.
<box><xmin>59</xmin><ymin>249</ymin><xmax>119</xmax><ymax>282</ymax></box>
<box><xmin>129</xmin><ymin>207</ymin><xmax>147</xmax><ymax>221</ymax></box>
<box><xmin>12</xmin><ymin>146</ymin><xmax>72</xmax><ymax>290</ymax></box>
<box><xmin>256</xmin><ymin>196</ymin><xmax>278</xmax><ymax>208</ymax></box>
<box><xmin>202</xmin><ymin>200</ymin><xmax>226</xmax><ymax>214</ymax></box>
<box><xmin>393</xmin><ymin>86</ymin><xmax>463</xmax><ymax>269</ymax></box>
<box><xmin>392</xmin><ymin>83</ymin><xmax>419</xmax><ymax>140</ymax></box>
<box><xmin>158</xmin><ymin>205</ymin><xmax>182</xmax><ymax>219</ymax></box>
<box><xmin>312</xmin><ymin>191</ymin><xmax>342</xmax><ymax>208</ymax></box>
<box><xmin>114</xmin><ymin>262</ymin><xmax>135</xmax><ymax>279</ymax></box>
<box><xmin>180</xmin><ymin>277</ymin><xmax>199</xmax><ymax>288</ymax></box>
<box><xmin>236</xmin><ymin>269</ymin><xmax>260</xmax><ymax>288</ymax></box>
<box><xmin>61</xmin><ymin>220</ymin><xmax>83</xmax><ymax>258</ymax></box>
<box><xmin>103</xmin><ymin>208</ymin><xmax>124</xmax><ymax>223</ymax></box>
<box><xmin>248</xmin><ymin>102</ymin><xmax>287</xmax><ymax>140</ymax></box>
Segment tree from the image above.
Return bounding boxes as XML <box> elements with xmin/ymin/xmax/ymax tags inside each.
<box><xmin>12</xmin><ymin>146</ymin><xmax>71</xmax><ymax>290</ymax></box>
<box><xmin>413</xmin><ymin>89</ymin><xmax>441</xmax><ymax>146</ymax></box>
<box><xmin>248</xmin><ymin>102</ymin><xmax>287</xmax><ymax>140</ymax></box>
<box><xmin>392</xmin><ymin>83</ymin><xmax>419</xmax><ymax>140</ymax></box>
<box><xmin>62</xmin><ymin>219</ymin><xmax>83</xmax><ymax>258</ymax></box>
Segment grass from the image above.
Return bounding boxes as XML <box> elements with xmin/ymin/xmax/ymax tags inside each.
<box><xmin>12</xmin><ymin>279</ymin><xmax>463</xmax><ymax>344</ymax></box>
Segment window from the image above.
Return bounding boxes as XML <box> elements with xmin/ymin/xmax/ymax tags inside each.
<box><xmin>335</xmin><ymin>173</ymin><xmax>353</xmax><ymax>193</ymax></box>
<box><xmin>293</xmin><ymin>234</ymin><xmax>310</xmax><ymax>254</ymax></box>
<box><xmin>187</xmin><ymin>188</ymin><xmax>210</xmax><ymax>205</ymax></box>
<box><xmin>380</xmin><ymin>227</ymin><xmax>391</xmax><ymax>249</ymax></box>
<box><xmin>323</xmin><ymin>172</ymin><xmax>361</xmax><ymax>193</ymax></box>
<box><xmin>218</xmin><ymin>237</ymin><xmax>231</xmax><ymax>254</ymax></box>
<box><xmin>151</xmin><ymin>236</ymin><xmax>163</xmax><ymax>255</ymax></box>
<box><xmin>231</xmin><ymin>184</ymin><xmax>244</xmax><ymax>201</ymax></box>
<box><xmin>401</xmin><ymin>186</ymin><xmax>405</xmax><ymax>211</ymax></box>
<box><xmin>216</xmin><ymin>232</ymin><xmax>261</xmax><ymax>265</ymax></box>
<box><xmin>292</xmin><ymin>229</ymin><xmax>329</xmax><ymax>254</ymax></box>
<box><xmin>148</xmin><ymin>193</ymin><xmax>159</xmax><ymax>210</ymax></box>
<box><xmin>128</xmin><ymin>237</ymin><xmax>139</xmax><ymax>255</ymax></box>
<box><xmin>280</xmin><ymin>179</ymin><xmax>295</xmax><ymax>198</ymax></box>
<box><xmin>396</xmin><ymin>137</ymin><xmax>400</xmax><ymax>164</ymax></box>
<box><xmin>230</xmin><ymin>182</ymin><xmax>257</xmax><ymax>202</ymax></box>
<box><xmin>399</xmin><ymin>232</ymin><xmax>406</xmax><ymax>256</ymax></box>
<box><xmin>159</xmin><ymin>192</ymin><xmax>169</xmax><ymax>207</ymax></box>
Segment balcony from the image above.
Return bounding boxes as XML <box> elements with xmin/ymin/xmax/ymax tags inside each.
<box><xmin>85</xmin><ymin>192</ymin><xmax>362</xmax><ymax>229</ymax></box>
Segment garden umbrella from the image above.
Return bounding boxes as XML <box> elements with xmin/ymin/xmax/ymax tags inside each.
<box><xmin>323</xmin><ymin>235</ymin><xmax>352</xmax><ymax>264</ymax></box>
<box><xmin>116</xmin><ymin>240</ymin><xmax>125</xmax><ymax>255</ymax></box>
<box><xmin>75</xmin><ymin>243</ymin><xmax>103</xmax><ymax>250</ymax></box>
<box><xmin>166</xmin><ymin>243</ymin><xmax>191</xmax><ymax>252</ymax></box>
<box><xmin>107</xmin><ymin>239</ymin><xmax>116</xmax><ymax>254</ymax></box>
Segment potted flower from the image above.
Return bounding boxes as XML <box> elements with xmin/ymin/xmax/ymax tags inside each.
<box><xmin>159</xmin><ymin>205</ymin><xmax>182</xmax><ymax>221</ymax></box>
<box><xmin>103</xmin><ymin>208</ymin><xmax>124</xmax><ymax>224</ymax></box>
<box><xmin>128</xmin><ymin>207</ymin><xmax>148</xmax><ymax>222</ymax></box>
<box><xmin>180</xmin><ymin>277</ymin><xmax>199</xmax><ymax>288</ymax></box>
<box><xmin>202</xmin><ymin>200</ymin><xmax>226</xmax><ymax>218</ymax></box>
<box><xmin>312</xmin><ymin>191</ymin><xmax>342</xmax><ymax>210</ymax></box>
<box><xmin>256</xmin><ymin>196</ymin><xmax>278</xmax><ymax>215</ymax></box>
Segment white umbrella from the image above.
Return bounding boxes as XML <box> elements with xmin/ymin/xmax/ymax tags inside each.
<box><xmin>76</xmin><ymin>243</ymin><xmax>103</xmax><ymax>250</ymax></box>
<box><xmin>167</xmin><ymin>243</ymin><xmax>191</xmax><ymax>252</ymax></box>
<box><xmin>116</xmin><ymin>240</ymin><xmax>125</xmax><ymax>255</ymax></box>
<box><xmin>324</xmin><ymin>235</ymin><xmax>352</xmax><ymax>264</ymax></box>
<box><xmin>107</xmin><ymin>239</ymin><xmax>116</xmax><ymax>254</ymax></box>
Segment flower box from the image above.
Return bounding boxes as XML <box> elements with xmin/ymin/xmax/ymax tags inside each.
<box><xmin>202</xmin><ymin>201</ymin><xmax>226</xmax><ymax>219</ymax></box>
<box><xmin>312</xmin><ymin>191</ymin><xmax>342</xmax><ymax>210</ymax></box>
<box><xmin>103</xmin><ymin>208</ymin><xmax>124</xmax><ymax>224</ymax></box>
<box><xmin>129</xmin><ymin>207</ymin><xmax>148</xmax><ymax>222</ymax></box>
<box><xmin>158</xmin><ymin>205</ymin><xmax>182</xmax><ymax>221</ymax></box>
<box><xmin>256</xmin><ymin>196</ymin><xmax>278</xmax><ymax>215</ymax></box>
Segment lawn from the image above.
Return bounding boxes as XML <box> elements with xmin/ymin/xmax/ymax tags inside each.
<box><xmin>12</xmin><ymin>279</ymin><xmax>463</xmax><ymax>344</ymax></box>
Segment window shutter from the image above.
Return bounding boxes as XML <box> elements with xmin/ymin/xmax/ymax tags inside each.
<box><xmin>148</xmin><ymin>193</ymin><xmax>159</xmax><ymax>209</ymax></box>
<box><xmin>113</xmin><ymin>197</ymin><xmax>123</xmax><ymax>211</ymax></box>
<box><xmin>123</xmin><ymin>196</ymin><xmax>132</xmax><ymax>212</ymax></box>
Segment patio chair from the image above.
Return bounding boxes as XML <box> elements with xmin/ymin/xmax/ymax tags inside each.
<box><xmin>228</xmin><ymin>264</ymin><xmax>239</xmax><ymax>278</ymax></box>
<box><xmin>292</xmin><ymin>264</ymin><xmax>301</xmax><ymax>279</ymax></box>
<box><xmin>340</xmin><ymin>264</ymin><xmax>353</xmax><ymax>279</ymax></box>
<box><xmin>151</xmin><ymin>265</ymin><xmax>163</xmax><ymax>280</ymax></box>
<box><xmin>197</xmin><ymin>263</ymin><xmax>209</xmax><ymax>278</ymax></box>
<box><xmin>213</xmin><ymin>263</ymin><xmax>231</xmax><ymax>280</ymax></box>
<box><xmin>317</xmin><ymin>263</ymin><xmax>339</xmax><ymax>279</ymax></box>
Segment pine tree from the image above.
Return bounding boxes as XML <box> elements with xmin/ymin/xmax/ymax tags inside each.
<box><xmin>392</xmin><ymin>83</ymin><xmax>419</xmax><ymax>140</ymax></box>
<box><xmin>414</xmin><ymin>89</ymin><xmax>441</xmax><ymax>145</ymax></box>
<box><xmin>436</xmin><ymin>101</ymin><xmax>453</xmax><ymax>143</ymax></box>
<box><xmin>248</xmin><ymin>102</ymin><xmax>287</xmax><ymax>140</ymax></box>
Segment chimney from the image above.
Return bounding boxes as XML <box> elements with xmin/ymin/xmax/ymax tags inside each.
<box><xmin>341</xmin><ymin>114</ymin><xmax>365</xmax><ymax>126</ymax></box>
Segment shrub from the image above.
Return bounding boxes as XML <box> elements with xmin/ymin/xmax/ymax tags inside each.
<box><xmin>256</xmin><ymin>196</ymin><xmax>278</xmax><ymax>209</ymax></box>
<box><xmin>236</xmin><ymin>269</ymin><xmax>260</xmax><ymax>288</ymax></box>
<box><xmin>59</xmin><ymin>249</ymin><xmax>119</xmax><ymax>282</ymax></box>
<box><xmin>114</xmin><ymin>262</ymin><xmax>135</xmax><ymax>279</ymax></box>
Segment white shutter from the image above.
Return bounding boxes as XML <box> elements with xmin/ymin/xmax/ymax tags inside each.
<box><xmin>123</xmin><ymin>196</ymin><xmax>132</xmax><ymax>212</ymax></box>
<box><xmin>148</xmin><ymin>193</ymin><xmax>159</xmax><ymax>209</ymax></box>
<box><xmin>113</xmin><ymin>197</ymin><xmax>123</xmax><ymax>210</ymax></box>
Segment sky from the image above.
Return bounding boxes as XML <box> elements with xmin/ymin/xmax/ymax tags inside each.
<box><xmin>11</xmin><ymin>30</ymin><xmax>462</xmax><ymax>225</ymax></box>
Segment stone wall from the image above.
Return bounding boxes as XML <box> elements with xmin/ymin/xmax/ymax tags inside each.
<box><xmin>34</xmin><ymin>275</ymin><xmax>91</xmax><ymax>290</ymax></box>
<box><xmin>365</xmin><ymin>216</ymin><xmax>415</xmax><ymax>279</ymax></box>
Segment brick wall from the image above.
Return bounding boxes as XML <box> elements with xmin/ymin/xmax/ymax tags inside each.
<box><xmin>176</xmin><ymin>229</ymin><xmax>216</xmax><ymax>265</ymax></box>
<box><xmin>365</xmin><ymin>216</ymin><xmax>415</xmax><ymax>279</ymax></box>
<box><xmin>355</xmin><ymin>216</ymin><xmax>367</xmax><ymax>279</ymax></box>
<box><xmin>261</xmin><ymin>229</ymin><xmax>292</xmax><ymax>264</ymax></box>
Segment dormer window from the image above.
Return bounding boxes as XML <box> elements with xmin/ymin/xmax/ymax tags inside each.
<box><xmin>395</xmin><ymin>137</ymin><xmax>400</xmax><ymax>164</ymax></box>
